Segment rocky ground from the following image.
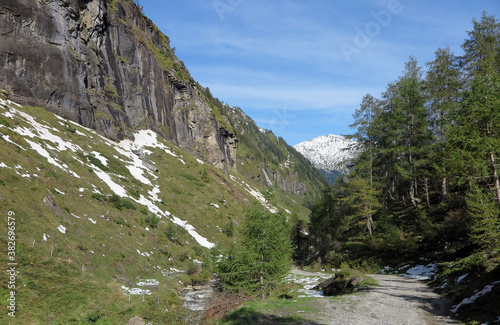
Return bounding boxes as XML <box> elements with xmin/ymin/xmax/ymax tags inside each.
<box><xmin>289</xmin><ymin>268</ymin><xmax>463</xmax><ymax>325</ymax></box>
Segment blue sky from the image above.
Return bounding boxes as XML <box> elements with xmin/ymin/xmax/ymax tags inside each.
<box><xmin>140</xmin><ymin>0</ymin><xmax>499</xmax><ymax>146</ymax></box>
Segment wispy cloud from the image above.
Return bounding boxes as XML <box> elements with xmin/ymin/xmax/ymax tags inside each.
<box><xmin>143</xmin><ymin>0</ymin><xmax>500</xmax><ymax>143</ymax></box>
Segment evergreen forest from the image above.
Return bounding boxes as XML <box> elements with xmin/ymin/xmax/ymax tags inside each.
<box><xmin>297</xmin><ymin>14</ymin><xmax>500</xmax><ymax>314</ymax></box>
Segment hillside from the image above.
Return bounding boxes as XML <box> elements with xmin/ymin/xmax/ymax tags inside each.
<box><xmin>0</xmin><ymin>0</ymin><xmax>325</xmax><ymax>197</ymax></box>
<box><xmin>0</xmin><ymin>91</ymin><xmax>314</xmax><ymax>323</ymax></box>
<box><xmin>0</xmin><ymin>0</ymin><xmax>326</xmax><ymax>323</ymax></box>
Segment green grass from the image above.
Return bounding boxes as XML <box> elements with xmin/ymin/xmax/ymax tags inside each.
<box><xmin>215</xmin><ymin>298</ymin><xmax>320</xmax><ymax>325</ymax></box>
<box><xmin>0</xmin><ymin>96</ymin><xmax>313</xmax><ymax>323</ymax></box>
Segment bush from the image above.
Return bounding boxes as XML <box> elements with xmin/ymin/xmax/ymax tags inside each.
<box><xmin>109</xmin><ymin>195</ymin><xmax>136</xmax><ymax>211</ymax></box>
<box><xmin>145</xmin><ymin>214</ymin><xmax>160</xmax><ymax>229</ymax></box>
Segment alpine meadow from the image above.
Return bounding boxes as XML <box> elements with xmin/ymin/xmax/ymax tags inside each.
<box><xmin>0</xmin><ymin>1</ymin><xmax>499</xmax><ymax>324</ymax></box>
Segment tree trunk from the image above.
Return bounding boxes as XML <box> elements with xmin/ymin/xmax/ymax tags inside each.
<box><xmin>260</xmin><ymin>254</ymin><xmax>265</xmax><ymax>300</ymax></box>
<box><xmin>367</xmin><ymin>213</ymin><xmax>374</xmax><ymax>237</ymax></box>
<box><xmin>424</xmin><ymin>178</ymin><xmax>431</xmax><ymax>208</ymax></box>
<box><xmin>410</xmin><ymin>181</ymin><xmax>418</xmax><ymax>209</ymax></box>
<box><xmin>441</xmin><ymin>175</ymin><xmax>448</xmax><ymax>198</ymax></box>
<box><xmin>490</xmin><ymin>151</ymin><xmax>500</xmax><ymax>207</ymax></box>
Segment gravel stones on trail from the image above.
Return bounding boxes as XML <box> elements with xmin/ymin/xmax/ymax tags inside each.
<box><xmin>314</xmin><ymin>274</ymin><xmax>462</xmax><ymax>325</ymax></box>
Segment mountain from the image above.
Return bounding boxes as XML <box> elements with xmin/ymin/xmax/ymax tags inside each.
<box><xmin>0</xmin><ymin>0</ymin><xmax>326</xmax><ymax>323</ymax></box>
<box><xmin>0</xmin><ymin>0</ymin><xmax>325</xmax><ymax>196</ymax></box>
<box><xmin>294</xmin><ymin>134</ymin><xmax>358</xmax><ymax>184</ymax></box>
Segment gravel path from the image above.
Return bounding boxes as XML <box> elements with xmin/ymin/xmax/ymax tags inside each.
<box><xmin>290</xmin><ymin>269</ymin><xmax>462</xmax><ymax>325</ymax></box>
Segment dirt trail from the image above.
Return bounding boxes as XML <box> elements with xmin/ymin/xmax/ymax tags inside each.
<box><xmin>290</xmin><ymin>269</ymin><xmax>462</xmax><ymax>325</ymax></box>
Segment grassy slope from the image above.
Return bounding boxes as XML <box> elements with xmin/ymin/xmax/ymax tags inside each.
<box><xmin>0</xmin><ymin>95</ymin><xmax>310</xmax><ymax>324</ymax></box>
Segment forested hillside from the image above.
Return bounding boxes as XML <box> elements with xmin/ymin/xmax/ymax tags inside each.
<box><xmin>302</xmin><ymin>12</ymin><xmax>500</xmax><ymax>323</ymax></box>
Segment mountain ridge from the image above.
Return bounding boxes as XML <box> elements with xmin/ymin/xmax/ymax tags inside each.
<box><xmin>294</xmin><ymin>134</ymin><xmax>358</xmax><ymax>184</ymax></box>
<box><xmin>0</xmin><ymin>0</ymin><xmax>325</xmax><ymax>196</ymax></box>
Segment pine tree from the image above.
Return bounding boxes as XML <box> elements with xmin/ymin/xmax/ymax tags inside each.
<box><xmin>378</xmin><ymin>57</ymin><xmax>430</xmax><ymax>207</ymax></box>
<box><xmin>461</xmin><ymin>12</ymin><xmax>500</xmax><ymax>77</ymax></box>
<box><xmin>467</xmin><ymin>181</ymin><xmax>500</xmax><ymax>250</ymax></box>
<box><xmin>425</xmin><ymin>47</ymin><xmax>463</xmax><ymax>198</ymax></box>
<box><xmin>216</xmin><ymin>208</ymin><xmax>293</xmax><ymax>299</ymax></box>
<box><xmin>340</xmin><ymin>173</ymin><xmax>382</xmax><ymax>237</ymax></box>
<box><xmin>449</xmin><ymin>13</ymin><xmax>500</xmax><ymax>207</ymax></box>
<box><xmin>349</xmin><ymin>94</ymin><xmax>383</xmax><ymax>235</ymax></box>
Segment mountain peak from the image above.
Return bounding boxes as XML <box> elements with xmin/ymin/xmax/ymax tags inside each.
<box><xmin>293</xmin><ymin>134</ymin><xmax>358</xmax><ymax>183</ymax></box>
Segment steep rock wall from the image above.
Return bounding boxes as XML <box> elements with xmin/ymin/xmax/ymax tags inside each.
<box><xmin>0</xmin><ymin>0</ymin><xmax>236</xmax><ymax>168</ymax></box>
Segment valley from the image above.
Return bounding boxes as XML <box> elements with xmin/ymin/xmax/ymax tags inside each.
<box><xmin>0</xmin><ymin>1</ymin><xmax>499</xmax><ymax>324</ymax></box>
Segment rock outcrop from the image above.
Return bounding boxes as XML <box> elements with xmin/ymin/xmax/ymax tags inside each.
<box><xmin>322</xmin><ymin>275</ymin><xmax>366</xmax><ymax>296</ymax></box>
<box><xmin>0</xmin><ymin>0</ymin><xmax>236</xmax><ymax>168</ymax></box>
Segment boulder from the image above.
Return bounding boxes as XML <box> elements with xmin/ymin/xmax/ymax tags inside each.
<box><xmin>323</xmin><ymin>279</ymin><xmax>349</xmax><ymax>296</ymax></box>
<box><xmin>322</xmin><ymin>276</ymin><xmax>366</xmax><ymax>296</ymax></box>
<box><xmin>313</xmin><ymin>276</ymin><xmax>336</xmax><ymax>291</ymax></box>
<box><xmin>43</xmin><ymin>193</ymin><xmax>64</xmax><ymax>217</ymax></box>
<box><xmin>348</xmin><ymin>275</ymin><xmax>365</xmax><ymax>288</ymax></box>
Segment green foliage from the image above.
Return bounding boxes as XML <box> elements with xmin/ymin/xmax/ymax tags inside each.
<box><xmin>144</xmin><ymin>214</ymin><xmax>160</xmax><ymax>229</ymax></box>
<box><xmin>92</xmin><ymin>193</ymin><xmax>137</xmax><ymax>211</ymax></box>
<box><xmin>86</xmin><ymin>154</ymin><xmax>110</xmax><ymax>171</ymax></box>
<box><xmin>467</xmin><ymin>182</ymin><xmax>500</xmax><ymax>250</ymax></box>
<box><xmin>222</xmin><ymin>216</ymin><xmax>234</xmax><ymax>237</ymax></box>
<box><xmin>217</xmin><ymin>208</ymin><xmax>293</xmax><ymax>299</ymax></box>
<box><xmin>306</xmin><ymin>13</ymin><xmax>500</xmax><ymax>274</ymax></box>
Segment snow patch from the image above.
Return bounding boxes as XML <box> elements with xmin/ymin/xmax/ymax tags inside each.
<box><xmin>451</xmin><ymin>281</ymin><xmax>500</xmax><ymax>313</ymax></box>
<box><xmin>92</xmin><ymin>168</ymin><xmax>127</xmax><ymax>197</ymax></box>
<box><xmin>285</xmin><ymin>273</ymin><xmax>331</xmax><ymax>298</ymax></box>
<box><xmin>136</xmin><ymin>249</ymin><xmax>150</xmax><ymax>257</ymax></box>
<box><xmin>57</xmin><ymin>225</ymin><xmax>67</xmax><ymax>234</ymax></box>
<box><xmin>136</xmin><ymin>279</ymin><xmax>159</xmax><ymax>286</ymax></box>
<box><xmin>54</xmin><ymin>188</ymin><xmax>65</xmax><ymax>195</ymax></box>
<box><xmin>25</xmin><ymin>139</ymin><xmax>81</xmax><ymax>178</ymax></box>
<box><xmin>402</xmin><ymin>263</ymin><xmax>437</xmax><ymax>280</ymax></box>
<box><xmin>91</xmin><ymin>151</ymin><xmax>108</xmax><ymax>167</ymax></box>
<box><xmin>457</xmin><ymin>274</ymin><xmax>468</xmax><ymax>283</ymax></box>
<box><xmin>121</xmin><ymin>285</ymin><xmax>152</xmax><ymax>296</ymax></box>
<box><xmin>171</xmin><ymin>216</ymin><xmax>215</xmax><ymax>249</ymax></box>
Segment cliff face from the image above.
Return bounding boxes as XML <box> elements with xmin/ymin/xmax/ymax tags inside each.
<box><xmin>0</xmin><ymin>0</ymin><xmax>236</xmax><ymax>169</ymax></box>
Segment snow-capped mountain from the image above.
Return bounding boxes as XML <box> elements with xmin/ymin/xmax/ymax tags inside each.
<box><xmin>294</xmin><ymin>134</ymin><xmax>358</xmax><ymax>183</ymax></box>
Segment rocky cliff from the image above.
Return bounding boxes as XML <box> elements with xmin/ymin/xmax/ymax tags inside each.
<box><xmin>0</xmin><ymin>0</ymin><xmax>236</xmax><ymax>169</ymax></box>
<box><xmin>0</xmin><ymin>0</ymin><xmax>325</xmax><ymax>196</ymax></box>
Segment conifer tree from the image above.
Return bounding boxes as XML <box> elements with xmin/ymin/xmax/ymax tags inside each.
<box><xmin>340</xmin><ymin>173</ymin><xmax>382</xmax><ymax>237</ymax></box>
<box><xmin>216</xmin><ymin>207</ymin><xmax>292</xmax><ymax>299</ymax></box>
<box><xmin>425</xmin><ymin>47</ymin><xmax>463</xmax><ymax>198</ymax></box>
<box><xmin>449</xmin><ymin>13</ymin><xmax>500</xmax><ymax>207</ymax></box>
<box><xmin>349</xmin><ymin>94</ymin><xmax>383</xmax><ymax>235</ymax></box>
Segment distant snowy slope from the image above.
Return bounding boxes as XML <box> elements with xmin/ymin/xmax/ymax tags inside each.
<box><xmin>293</xmin><ymin>135</ymin><xmax>358</xmax><ymax>183</ymax></box>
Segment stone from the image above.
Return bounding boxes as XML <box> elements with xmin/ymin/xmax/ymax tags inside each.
<box><xmin>322</xmin><ymin>276</ymin><xmax>366</xmax><ymax>296</ymax></box>
<box><xmin>127</xmin><ymin>316</ymin><xmax>145</xmax><ymax>325</ymax></box>
<box><xmin>323</xmin><ymin>279</ymin><xmax>349</xmax><ymax>296</ymax></box>
<box><xmin>313</xmin><ymin>276</ymin><xmax>337</xmax><ymax>291</ymax></box>
<box><xmin>43</xmin><ymin>193</ymin><xmax>63</xmax><ymax>217</ymax></box>
<box><xmin>347</xmin><ymin>275</ymin><xmax>365</xmax><ymax>288</ymax></box>
<box><xmin>0</xmin><ymin>0</ymin><xmax>237</xmax><ymax>170</ymax></box>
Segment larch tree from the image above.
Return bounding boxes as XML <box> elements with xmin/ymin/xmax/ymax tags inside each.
<box><xmin>216</xmin><ymin>207</ymin><xmax>293</xmax><ymax>299</ymax></box>
<box><xmin>424</xmin><ymin>47</ymin><xmax>463</xmax><ymax>199</ymax></box>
